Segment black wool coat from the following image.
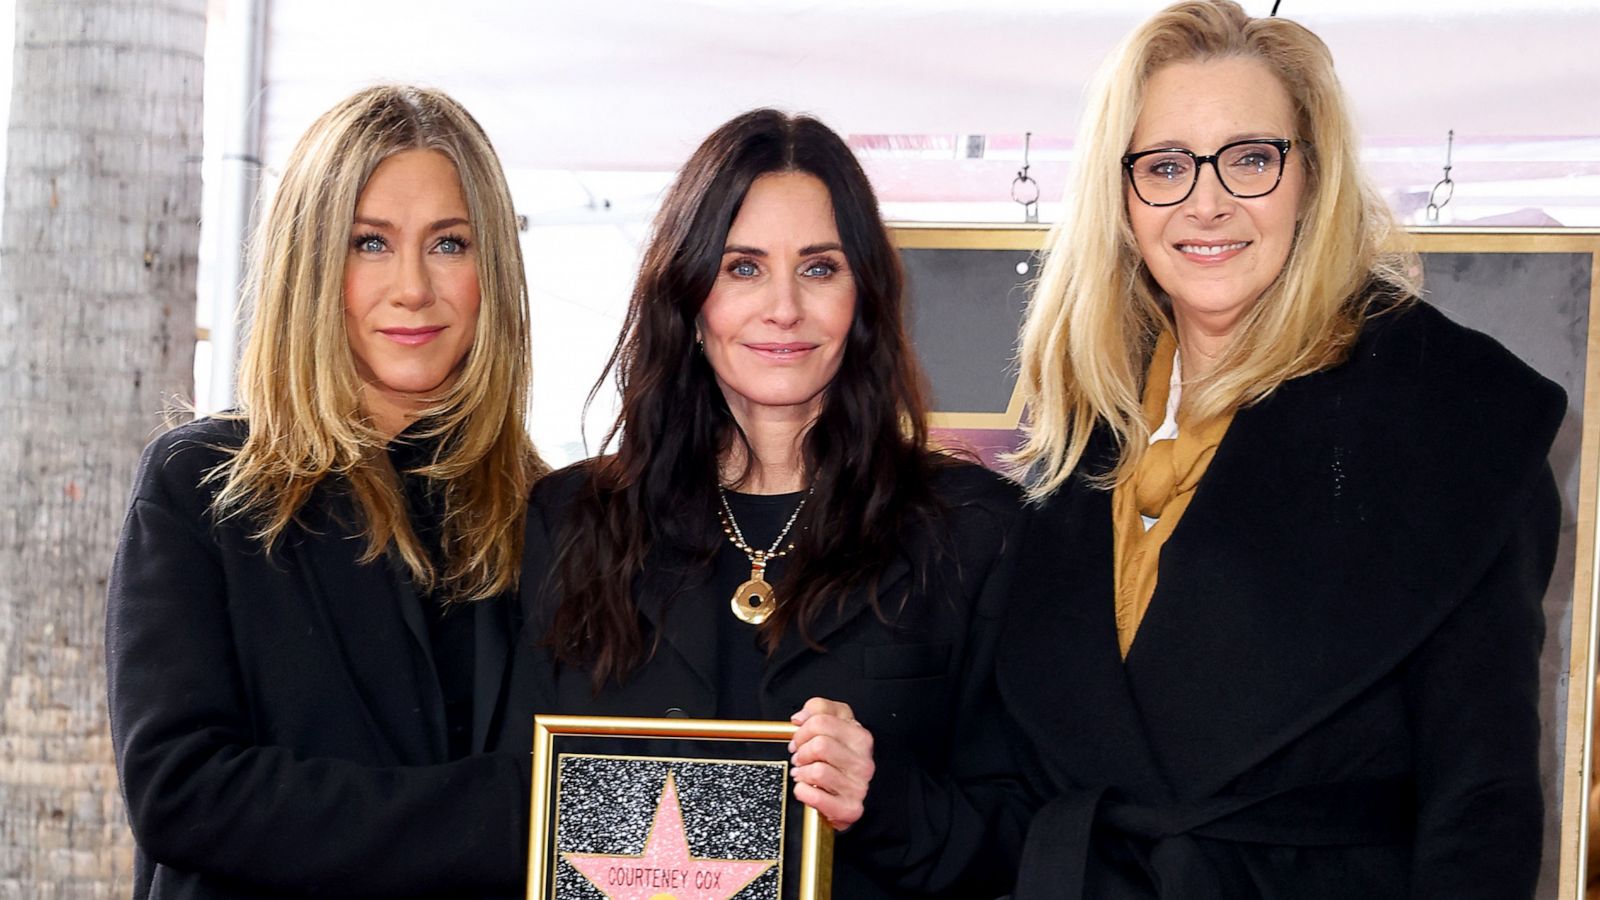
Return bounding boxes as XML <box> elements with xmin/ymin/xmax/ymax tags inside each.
<box><xmin>105</xmin><ymin>418</ymin><xmax>529</xmax><ymax>900</ymax></box>
<box><xmin>501</xmin><ymin>460</ymin><xmax>1031</xmax><ymax>900</ymax></box>
<box><xmin>999</xmin><ymin>301</ymin><xmax>1565</xmax><ymax>900</ymax></box>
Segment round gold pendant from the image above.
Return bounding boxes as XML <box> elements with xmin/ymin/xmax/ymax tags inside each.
<box><xmin>730</xmin><ymin>577</ymin><xmax>775</xmax><ymax>625</ymax></box>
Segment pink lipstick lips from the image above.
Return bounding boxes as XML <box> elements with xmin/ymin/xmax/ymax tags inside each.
<box><xmin>1174</xmin><ymin>239</ymin><xmax>1250</xmax><ymax>264</ymax></box>
<box><xmin>379</xmin><ymin>325</ymin><xmax>446</xmax><ymax>346</ymax></box>
<box><xmin>745</xmin><ymin>341</ymin><xmax>817</xmax><ymax>360</ymax></box>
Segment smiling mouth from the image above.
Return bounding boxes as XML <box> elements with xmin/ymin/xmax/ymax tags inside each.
<box><xmin>379</xmin><ymin>326</ymin><xmax>446</xmax><ymax>346</ymax></box>
<box><xmin>1175</xmin><ymin>241</ymin><xmax>1250</xmax><ymax>256</ymax></box>
<box><xmin>746</xmin><ymin>343</ymin><xmax>816</xmax><ymax>355</ymax></box>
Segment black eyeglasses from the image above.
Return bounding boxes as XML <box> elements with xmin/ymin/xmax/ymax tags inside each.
<box><xmin>1122</xmin><ymin>138</ymin><xmax>1296</xmax><ymax>207</ymax></box>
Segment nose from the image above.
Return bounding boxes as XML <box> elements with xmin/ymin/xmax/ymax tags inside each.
<box><xmin>763</xmin><ymin>272</ymin><xmax>802</xmax><ymax>327</ymax></box>
<box><xmin>392</xmin><ymin>249</ymin><xmax>435</xmax><ymax>310</ymax></box>
<box><xmin>1185</xmin><ymin>160</ymin><xmax>1235</xmax><ymax>221</ymax></box>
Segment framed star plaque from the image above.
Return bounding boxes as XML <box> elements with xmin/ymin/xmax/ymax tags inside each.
<box><xmin>527</xmin><ymin>714</ymin><xmax>833</xmax><ymax>900</ymax></box>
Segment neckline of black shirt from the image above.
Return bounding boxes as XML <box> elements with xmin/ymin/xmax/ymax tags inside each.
<box><xmin>720</xmin><ymin>487</ymin><xmax>807</xmax><ymax>551</ymax></box>
<box><xmin>713</xmin><ymin>489</ymin><xmax>807</xmax><ymax>720</ymax></box>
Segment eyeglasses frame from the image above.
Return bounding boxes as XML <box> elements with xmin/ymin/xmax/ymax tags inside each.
<box><xmin>1121</xmin><ymin>138</ymin><xmax>1297</xmax><ymax>208</ymax></box>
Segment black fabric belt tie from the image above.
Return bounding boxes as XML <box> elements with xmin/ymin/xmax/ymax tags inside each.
<box><xmin>1013</xmin><ymin>776</ymin><xmax>1413</xmax><ymax>900</ymax></box>
<box><xmin>1100</xmin><ymin>774</ymin><xmax>1413</xmax><ymax>846</ymax></box>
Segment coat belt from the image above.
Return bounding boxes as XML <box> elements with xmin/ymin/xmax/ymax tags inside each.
<box><xmin>1013</xmin><ymin>776</ymin><xmax>1413</xmax><ymax>899</ymax></box>
<box><xmin>1101</xmin><ymin>774</ymin><xmax>1413</xmax><ymax>845</ymax></box>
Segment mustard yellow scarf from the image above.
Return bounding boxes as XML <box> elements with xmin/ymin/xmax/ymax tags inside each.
<box><xmin>1111</xmin><ymin>331</ymin><xmax>1234</xmax><ymax>658</ymax></box>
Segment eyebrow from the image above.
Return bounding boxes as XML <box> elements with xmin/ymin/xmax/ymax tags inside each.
<box><xmin>722</xmin><ymin>242</ymin><xmax>844</xmax><ymax>256</ymax></box>
<box><xmin>352</xmin><ymin>216</ymin><xmax>472</xmax><ymax>231</ymax></box>
<box><xmin>1132</xmin><ymin>134</ymin><xmax>1280</xmax><ymax>152</ymax></box>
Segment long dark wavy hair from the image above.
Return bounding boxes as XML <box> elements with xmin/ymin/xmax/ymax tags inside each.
<box><xmin>548</xmin><ymin>109</ymin><xmax>945</xmax><ymax>689</ymax></box>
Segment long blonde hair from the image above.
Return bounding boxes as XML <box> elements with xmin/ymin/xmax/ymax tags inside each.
<box><xmin>1013</xmin><ymin>0</ymin><xmax>1416</xmax><ymax>498</ymax></box>
<box><xmin>213</xmin><ymin>85</ymin><xmax>544</xmax><ymax>601</ymax></box>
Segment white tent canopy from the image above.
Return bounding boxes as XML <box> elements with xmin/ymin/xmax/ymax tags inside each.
<box><xmin>197</xmin><ymin>0</ymin><xmax>1600</xmax><ymax>453</ymax></box>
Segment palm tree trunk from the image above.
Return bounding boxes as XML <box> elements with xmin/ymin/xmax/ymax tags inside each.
<box><xmin>0</xmin><ymin>0</ymin><xmax>204</xmax><ymax>894</ymax></box>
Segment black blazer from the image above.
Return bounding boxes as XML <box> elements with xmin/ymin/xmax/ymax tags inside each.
<box><xmin>999</xmin><ymin>301</ymin><xmax>1565</xmax><ymax>900</ymax></box>
<box><xmin>105</xmin><ymin>418</ymin><xmax>529</xmax><ymax>900</ymax></box>
<box><xmin>502</xmin><ymin>460</ymin><xmax>1030</xmax><ymax>899</ymax></box>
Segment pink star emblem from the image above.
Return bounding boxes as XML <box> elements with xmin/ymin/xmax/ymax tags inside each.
<box><xmin>562</xmin><ymin>772</ymin><xmax>778</xmax><ymax>899</ymax></box>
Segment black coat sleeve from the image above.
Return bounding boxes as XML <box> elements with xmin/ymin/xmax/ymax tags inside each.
<box><xmin>105</xmin><ymin>434</ymin><xmax>529</xmax><ymax>897</ymax></box>
<box><xmin>1403</xmin><ymin>462</ymin><xmax>1558</xmax><ymax>899</ymax></box>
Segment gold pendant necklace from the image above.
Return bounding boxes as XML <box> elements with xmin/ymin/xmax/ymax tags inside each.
<box><xmin>718</xmin><ymin>486</ymin><xmax>811</xmax><ymax>625</ymax></box>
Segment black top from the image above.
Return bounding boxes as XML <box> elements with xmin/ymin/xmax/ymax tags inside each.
<box><xmin>390</xmin><ymin>430</ymin><xmax>477</xmax><ymax>761</ymax></box>
<box><xmin>711</xmin><ymin>489</ymin><xmax>805</xmax><ymax>720</ymax></box>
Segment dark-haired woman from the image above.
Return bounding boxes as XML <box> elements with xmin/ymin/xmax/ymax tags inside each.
<box><xmin>503</xmin><ymin>109</ymin><xmax>1027</xmax><ymax>899</ymax></box>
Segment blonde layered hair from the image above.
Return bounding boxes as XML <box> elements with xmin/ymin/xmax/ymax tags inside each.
<box><xmin>212</xmin><ymin>85</ymin><xmax>544</xmax><ymax>601</ymax></box>
<box><xmin>1013</xmin><ymin>0</ymin><xmax>1417</xmax><ymax>498</ymax></box>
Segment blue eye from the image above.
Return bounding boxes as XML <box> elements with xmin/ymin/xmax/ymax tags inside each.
<box><xmin>730</xmin><ymin>260</ymin><xmax>760</xmax><ymax>278</ymax></box>
<box><xmin>1221</xmin><ymin>142</ymin><xmax>1284</xmax><ymax>176</ymax></box>
<box><xmin>435</xmin><ymin>235</ymin><xmax>470</xmax><ymax>254</ymax></box>
<box><xmin>1143</xmin><ymin>154</ymin><xmax>1191</xmax><ymax>181</ymax></box>
<box><xmin>352</xmin><ymin>233</ymin><xmax>386</xmax><ymax>253</ymax></box>
<box><xmin>1226</xmin><ymin>151</ymin><xmax>1272</xmax><ymax>173</ymax></box>
<box><xmin>801</xmin><ymin>260</ymin><xmax>837</xmax><ymax>278</ymax></box>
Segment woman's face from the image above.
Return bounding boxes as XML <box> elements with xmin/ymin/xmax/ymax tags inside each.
<box><xmin>1127</xmin><ymin>56</ymin><xmax>1305</xmax><ymax>346</ymax></box>
<box><xmin>343</xmin><ymin>149</ymin><xmax>481</xmax><ymax>435</ymax></box>
<box><xmin>698</xmin><ymin>171</ymin><xmax>856</xmax><ymax>428</ymax></box>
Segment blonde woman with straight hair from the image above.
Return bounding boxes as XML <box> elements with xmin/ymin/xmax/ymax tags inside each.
<box><xmin>999</xmin><ymin>2</ymin><xmax>1563</xmax><ymax>897</ymax></box>
<box><xmin>106</xmin><ymin>85</ymin><xmax>545</xmax><ymax>900</ymax></box>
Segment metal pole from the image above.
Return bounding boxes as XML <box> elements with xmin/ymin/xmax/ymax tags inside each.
<box><xmin>200</xmin><ymin>0</ymin><xmax>266</xmax><ymax>412</ymax></box>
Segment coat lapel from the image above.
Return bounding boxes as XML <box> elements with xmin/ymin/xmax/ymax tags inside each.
<box><xmin>388</xmin><ymin>572</ymin><xmax>450</xmax><ymax>759</ymax></box>
<box><xmin>471</xmin><ymin>594</ymin><xmax>514</xmax><ymax>752</ymax></box>
<box><xmin>1001</xmin><ymin>434</ymin><xmax>1173</xmax><ymax>799</ymax></box>
<box><xmin>391</xmin><ymin>561</ymin><xmax>435</xmax><ymax>668</ymax></box>
<box><xmin>1122</xmin><ymin>369</ymin><xmax>1390</xmax><ymax>797</ymax></box>
<box><xmin>634</xmin><ymin>550</ymin><xmax>721</xmax><ymax>714</ymax></box>
<box><xmin>288</xmin><ymin>501</ymin><xmax>446</xmax><ymax>764</ymax></box>
<box><xmin>761</xmin><ymin>554</ymin><xmax>912</xmax><ymax>692</ymax></box>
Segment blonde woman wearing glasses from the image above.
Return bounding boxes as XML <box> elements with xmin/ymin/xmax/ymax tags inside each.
<box><xmin>1000</xmin><ymin>2</ymin><xmax>1562</xmax><ymax>898</ymax></box>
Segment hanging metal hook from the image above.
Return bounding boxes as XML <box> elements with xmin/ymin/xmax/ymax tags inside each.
<box><xmin>1011</xmin><ymin>131</ymin><xmax>1040</xmax><ymax>224</ymax></box>
<box><xmin>1425</xmin><ymin>130</ymin><xmax>1455</xmax><ymax>224</ymax></box>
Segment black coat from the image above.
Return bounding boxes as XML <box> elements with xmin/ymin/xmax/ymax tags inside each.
<box><xmin>501</xmin><ymin>460</ymin><xmax>1031</xmax><ymax>899</ymax></box>
<box><xmin>105</xmin><ymin>418</ymin><xmax>529</xmax><ymax>900</ymax></box>
<box><xmin>999</xmin><ymin>301</ymin><xmax>1565</xmax><ymax>900</ymax></box>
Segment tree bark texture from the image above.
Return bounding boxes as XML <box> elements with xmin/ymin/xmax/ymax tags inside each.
<box><xmin>0</xmin><ymin>1</ymin><xmax>204</xmax><ymax>896</ymax></box>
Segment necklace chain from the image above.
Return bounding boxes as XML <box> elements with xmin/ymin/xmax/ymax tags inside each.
<box><xmin>717</xmin><ymin>485</ymin><xmax>811</xmax><ymax>563</ymax></box>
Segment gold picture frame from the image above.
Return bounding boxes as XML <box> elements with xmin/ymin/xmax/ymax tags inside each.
<box><xmin>528</xmin><ymin>715</ymin><xmax>834</xmax><ymax>900</ymax></box>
